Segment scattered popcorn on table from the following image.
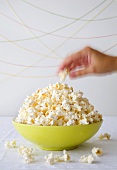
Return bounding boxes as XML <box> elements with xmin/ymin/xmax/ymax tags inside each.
<box><xmin>98</xmin><ymin>133</ymin><xmax>111</xmax><ymax>140</ymax></box>
<box><xmin>18</xmin><ymin>146</ymin><xmax>34</xmax><ymax>164</ymax></box>
<box><xmin>92</xmin><ymin>147</ymin><xmax>103</xmax><ymax>157</ymax></box>
<box><xmin>15</xmin><ymin>83</ymin><xmax>102</xmax><ymax>126</ymax></box>
<box><xmin>59</xmin><ymin>150</ymin><xmax>71</xmax><ymax>162</ymax></box>
<box><xmin>23</xmin><ymin>154</ymin><xmax>34</xmax><ymax>164</ymax></box>
<box><xmin>45</xmin><ymin>153</ymin><xmax>55</xmax><ymax>165</ymax></box>
<box><xmin>18</xmin><ymin>146</ymin><xmax>33</xmax><ymax>155</ymax></box>
<box><xmin>79</xmin><ymin>155</ymin><xmax>95</xmax><ymax>164</ymax></box>
<box><xmin>5</xmin><ymin>140</ymin><xmax>16</xmax><ymax>148</ymax></box>
<box><xmin>59</xmin><ymin>69</ymin><xmax>69</xmax><ymax>82</ymax></box>
<box><xmin>45</xmin><ymin>150</ymin><xmax>70</xmax><ymax>165</ymax></box>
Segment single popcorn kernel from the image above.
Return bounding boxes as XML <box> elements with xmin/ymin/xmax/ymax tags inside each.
<box><xmin>92</xmin><ymin>147</ymin><xmax>103</xmax><ymax>157</ymax></box>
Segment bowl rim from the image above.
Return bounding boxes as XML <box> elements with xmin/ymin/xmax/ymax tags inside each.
<box><xmin>12</xmin><ymin>118</ymin><xmax>103</xmax><ymax>128</ymax></box>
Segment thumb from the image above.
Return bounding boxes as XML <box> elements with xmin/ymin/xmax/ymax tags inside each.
<box><xmin>69</xmin><ymin>68</ymin><xmax>92</xmax><ymax>78</ymax></box>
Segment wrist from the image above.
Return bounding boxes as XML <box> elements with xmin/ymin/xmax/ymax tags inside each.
<box><xmin>112</xmin><ymin>57</ymin><xmax>117</xmax><ymax>72</ymax></box>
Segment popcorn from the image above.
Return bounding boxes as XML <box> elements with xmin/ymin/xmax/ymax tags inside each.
<box><xmin>15</xmin><ymin>83</ymin><xmax>102</xmax><ymax>126</ymax></box>
<box><xmin>59</xmin><ymin>69</ymin><xmax>69</xmax><ymax>82</ymax></box>
<box><xmin>79</xmin><ymin>117</ymin><xmax>89</xmax><ymax>125</ymax></box>
<box><xmin>4</xmin><ymin>141</ymin><xmax>34</xmax><ymax>164</ymax></box>
<box><xmin>98</xmin><ymin>133</ymin><xmax>111</xmax><ymax>140</ymax></box>
<box><xmin>5</xmin><ymin>140</ymin><xmax>16</xmax><ymax>148</ymax></box>
<box><xmin>67</xmin><ymin>119</ymin><xmax>75</xmax><ymax>126</ymax></box>
<box><xmin>24</xmin><ymin>155</ymin><xmax>34</xmax><ymax>164</ymax></box>
<box><xmin>18</xmin><ymin>146</ymin><xmax>34</xmax><ymax>164</ymax></box>
<box><xmin>44</xmin><ymin>153</ymin><xmax>55</xmax><ymax>165</ymax></box>
<box><xmin>79</xmin><ymin>155</ymin><xmax>94</xmax><ymax>164</ymax></box>
<box><xmin>92</xmin><ymin>147</ymin><xmax>103</xmax><ymax>157</ymax></box>
<box><xmin>18</xmin><ymin>146</ymin><xmax>33</xmax><ymax>155</ymax></box>
<box><xmin>44</xmin><ymin>150</ymin><xmax>70</xmax><ymax>165</ymax></box>
<box><xmin>60</xmin><ymin>150</ymin><xmax>71</xmax><ymax>162</ymax></box>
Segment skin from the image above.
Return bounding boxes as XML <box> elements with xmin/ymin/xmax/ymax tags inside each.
<box><xmin>58</xmin><ymin>47</ymin><xmax>117</xmax><ymax>78</ymax></box>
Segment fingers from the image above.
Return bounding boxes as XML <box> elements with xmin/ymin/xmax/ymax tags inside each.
<box><xmin>58</xmin><ymin>53</ymin><xmax>83</xmax><ymax>74</ymax></box>
<box><xmin>58</xmin><ymin>47</ymin><xmax>90</xmax><ymax>73</ymax></box>
<box><xmin>58</xmin><ymin>55</ymin><xmax>74</xmax><ymax>72</ymax></box>
<box><xmin>69</xmin><ymin>67</ymin><xmax>92</xmax><ymax>78</ymax></box>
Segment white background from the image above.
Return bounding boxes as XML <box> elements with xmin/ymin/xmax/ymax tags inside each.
<box><xmin>0</xmin><ymin>0</ymin><xmax>117</xmax><ymax>117</ymax></box>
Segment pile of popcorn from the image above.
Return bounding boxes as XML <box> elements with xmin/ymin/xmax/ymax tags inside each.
<box><xmin>15</xmin><ymin>82</ymin><xmax>102</xmax><ymax>126</ymax></box>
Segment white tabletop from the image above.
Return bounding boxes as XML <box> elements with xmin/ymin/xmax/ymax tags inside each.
<box><xmin>0</xmin><ymin>116</ymin><xmax>117</xmax><ymax>170</ymax></box>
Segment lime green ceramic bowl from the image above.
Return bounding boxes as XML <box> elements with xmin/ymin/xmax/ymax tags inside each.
<box><xmin>12</xmin><ymin>120</ymin><xmax>102</xmax><ymax>151</ymax></box>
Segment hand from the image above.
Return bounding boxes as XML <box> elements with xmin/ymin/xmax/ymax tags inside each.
<box><xmin>58</xmin><ymin>47</ymin><xmax>117</xmax><ymax>78</ymax></box>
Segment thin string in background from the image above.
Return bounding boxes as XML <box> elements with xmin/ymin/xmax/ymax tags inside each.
<box><xmin>0</xmin><ymin>0</ymin><xmax>107</xmax><ymax>63</ymax></box>
<box><xmin>0</xmin><ymin>11</ymin><xmax>117</xmax><ymax>43</ymax></box>
<box><xmin>42</xmin><ymin>0</ymin><xmax>115</xmax><ymax>56</ymax></box>
<box><xmin>0</xmin><ymin>72</ymin><xmax>56</xmax><ymax>79</ymax></box>
<box><xmin>0</xmin><ymin>59</ymin><xmax>58</xmax><ymax>68</ymax></box>
<box><xmin>0</xmin><ymin>34</ymin><xmax>60</xmax><ymax>59</ymax></box>
<box><xmin>3</xmin><ymin>0</ymin><xmax>107</xmax><ymax>40</ymax></box>
<box><xmin>0</xmin><ymin>0</ymin><xmax>116</xmax><ymax>80</ymax></box>
<box><xmin>0</xmin><ymin>0</ymin><xmax>108</xmax><ymax>82</ymax></box>
<box><xmin>1</xmin><ymin>43</ymin><xmax>117</xmax><ymax>69</ymax></box>
<box><xmin>6</xmin><ymin>0</ymin><xmax>61</xmax><ymax>59</ymax></box>
<box><xmin>0</xmin><ymin>56</ymin><xmax>48</xmax><ymax>83</ymax></box>
<box><xmin>0</xmin><ymin>0</ymin><xmax>114</xmax><ymax>68</ymax></box>
<box><xmin>0</xmin><ymin>42</ymin><xmax>117</xmax><ymax>79</ymax></box>
<box><xmin>103</xmin><ymin>43</ymin><xmax>117</xmax><ymax>52</ymax></box>
<box><xmin>22</xmin><ymin>0</ymin><xmax>114</xmax><ymax>21</ymax></box>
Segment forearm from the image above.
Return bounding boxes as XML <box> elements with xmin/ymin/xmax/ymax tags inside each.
<box><xmin>112</xmin><ymin>57</ymin><xmax>117</xmax><ymax>72</ymax></box>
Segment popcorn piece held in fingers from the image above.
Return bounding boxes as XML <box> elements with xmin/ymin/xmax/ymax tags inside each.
<box><xmin>59</xmin><ymin>69</ymin><xmax>69</xmax><ymax>82</ymax></box>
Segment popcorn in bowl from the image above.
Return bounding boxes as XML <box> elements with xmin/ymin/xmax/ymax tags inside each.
<box><xmin>15</xmin><ymin>83</ymin><xmax>102</xmax><ymax>126</ymax></box>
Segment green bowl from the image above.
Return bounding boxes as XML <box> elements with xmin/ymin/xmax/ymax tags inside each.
<box><xmin>12</xmin><ymin>119</ymin><xmax>102</xmax><ymax>151</ymax></box>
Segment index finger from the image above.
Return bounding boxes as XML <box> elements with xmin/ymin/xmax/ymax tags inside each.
<box><xmin>58</xmin><ymin>54</ymin><xmax>75</xmax><ymax>73</ymax></box>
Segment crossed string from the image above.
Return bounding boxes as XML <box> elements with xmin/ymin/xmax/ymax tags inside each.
<box><xmin>6</xmin><ymin>0</ymin><xmax>62</xmax><ymax>60</ymax></box>
<box><xmin>0</xmin><ymin>11</ymin><xmax>117</xmax><ymax>43</ymax></box>
<box><xmin>0</xmin><ymin>0</ymin><xmax>117</xmax><ymax>43</ymax></box>
<box><xmin>0</xmin><ymin>1</ymin><xmax>117</xmax><ymax>70</ymax></box>
<box><xmin>0</xmin><ymin>0</ymin><xmax>107</xmax><ymax>58</ymax></box>
<box><xmin>0</xmin><ymin>0</ymin><xmax>116</xmax><ymax>80</ymax></box>
<box><xmin>22</xmin><ymin>0</ymin><xmax>117</xmax><ymax>21</ymax></box>
<box><xmin>0</xmin><ymin>0</ymin><xmax>116</xmax><ymax>68</ymax></box>
<box><xmin>0</xmin><ymin>0</ymin><xmax>108</xmax><ymax>82</ymax></box>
